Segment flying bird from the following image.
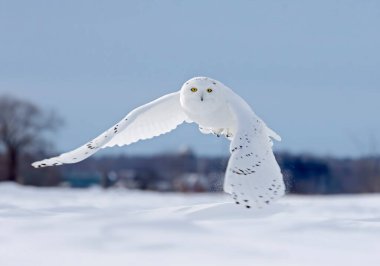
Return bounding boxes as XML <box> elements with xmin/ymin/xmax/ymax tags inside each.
<box><xmin>32</xmin><ymin>77</ymin><xmax>285</xmax><ymax>208</ymax></box>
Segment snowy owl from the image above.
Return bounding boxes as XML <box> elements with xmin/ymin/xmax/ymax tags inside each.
<box><xmin>32</xmin><ymin>77</ymin><xmax>285</xmax><ymax>208</ymax></box>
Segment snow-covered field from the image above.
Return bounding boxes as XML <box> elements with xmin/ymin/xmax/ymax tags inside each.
<box><xmin>0</xmin><ymin>184</ymin><xmax>379</xmax><ymax>266</ymax></box>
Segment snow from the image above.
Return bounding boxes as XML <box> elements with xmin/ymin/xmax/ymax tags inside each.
<box><xmin>0</xmin><ymin>184</ymin><xmax>379</xmax><ymax>266</ymax></box>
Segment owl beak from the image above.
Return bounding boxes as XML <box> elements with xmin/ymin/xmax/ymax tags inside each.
<box><xmin>200</xmin><ymin>93</ymin><xmax>204</xmax><ymax>102</ymax></box>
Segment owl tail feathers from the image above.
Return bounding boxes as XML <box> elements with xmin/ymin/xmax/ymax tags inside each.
<box><xmin>266</xmin><ymin>126</ymin><xmax>281</xmax><ymax>142</ymax></box>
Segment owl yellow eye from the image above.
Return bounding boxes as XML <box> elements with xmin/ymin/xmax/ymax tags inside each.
<box><xmin>190</xmin><ymin>87</ymin><xmax>198</xmax><ymax>92</ymax></box>
<box><xmin>207</xmin><ymin>88</ymin><xmax>213</xmax><ymax>93</ymax></box>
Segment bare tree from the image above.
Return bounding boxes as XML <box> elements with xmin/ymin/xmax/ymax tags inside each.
<box><xmin>0</xmin><ymin>95</ymin><xmax>62</xmax><ymax>182</ymax></box>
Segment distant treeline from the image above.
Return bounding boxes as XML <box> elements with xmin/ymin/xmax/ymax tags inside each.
<box><xmin>0</xmin><ymin>150</ymin><xmax>379</xmax><ymax>194</ymax></box>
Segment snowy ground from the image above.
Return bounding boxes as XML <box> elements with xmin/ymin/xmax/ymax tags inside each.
<box><xmin>0</xmin><ymin>184</ymin><xmax>379</xmax><ymax>266</ymax></box>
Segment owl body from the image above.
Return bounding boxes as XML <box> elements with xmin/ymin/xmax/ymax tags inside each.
<box><xmin>32</xmin><ymin>76</ymin><xmax>285</xmax><ymax>209</ymax></box>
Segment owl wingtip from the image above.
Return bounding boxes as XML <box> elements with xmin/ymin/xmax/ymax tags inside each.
<box><xmin>31</xmin><ymin>159</ymin><xmax>62</xmax><ymax>168</ymax></box>
<box><xmin>31</xmin><ymin>161</ymin><xmax>46</xmax><ymax>168</ymax></box>
<box><xmin>266</xmin><ymin>127</ymin><xmax>281</xmax><ymax>142</ymax></box>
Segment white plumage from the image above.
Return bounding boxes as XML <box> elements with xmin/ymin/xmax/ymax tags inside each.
<box><xmin>32</xmin><ymin>77</ymin><xmax>285</xmax><ymax>208</ymax></box>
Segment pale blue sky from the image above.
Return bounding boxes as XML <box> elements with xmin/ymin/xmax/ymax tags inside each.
<box><xmin>1</xmin><ymin>0</ymin><xmax>379</xmax><ymax>157</ymax></box>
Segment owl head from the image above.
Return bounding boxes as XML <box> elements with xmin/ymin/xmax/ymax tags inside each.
<box><xmin>179</xmin><ymin>77</ymin><xmax>227</xmax><ymax>114</ymax></box>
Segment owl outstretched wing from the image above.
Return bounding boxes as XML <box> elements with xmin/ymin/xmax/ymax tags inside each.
<box><xmin>32</xmin><ymin>92</ymin><xmax>187</xmax><ymax>168</ymax></box>
<box><xmin>224</xmin><ymin>94</ymin><xmax>285</xmax><ymax>208</ymax></box>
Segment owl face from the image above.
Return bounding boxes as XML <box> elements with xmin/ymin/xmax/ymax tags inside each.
<box><xmin>180</xmin><ymin>77</ymin><xmax>226</xmax><ymax>114</ymax></box>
